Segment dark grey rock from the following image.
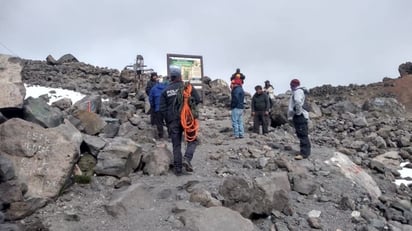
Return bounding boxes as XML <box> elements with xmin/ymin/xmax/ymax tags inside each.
<box><xmin>101</xmin><ymin>117</ymin><xmax>120</xmax><ymax>138</ymax></box>
<box><xmin>23</xmin><ymin>97</ymin><xmax>64</xmax><ymax>128</ymax></box>
<box><xmin>0</xmin><ymin>154</ymin><xmax>15</xmax><ymax>182</ymax></box>
<box><xmin>46</xmin><ymin>54</ymin><xmax>58</xmax><ymax>65</ymax></box>
<box><xmin>51</xmin><ymin>97</ymin><xmax>72</xmax><ymax>110</ymax></box>
<box><xmin>0</xmin><ymin>211</ymin><xmax>4</xmax><ymax>223</ymax></box>
<box><xmin>72</xmin><ymin>95</ymin><xmax>102</xmax><ymax>114</ymax></box>
<box><xmin>292</xmin><ymin>176</ymin><xmax>316</xmax><ymax>195</ymax></box>
<box><xmin>0</xmin><ymin>181</ymin><xmax>24</xmax><ymax>205</ymax></box>
<box><xmin>0</xmin><ymin>223</ymin><xmax>21</xmax><ymax>231</ymax></box>
<box><xmin>5</xmin><ymin>198</ymin><xmax>48</xmax><ymax>221</ymax></box>
<box><xmin>307</xmin><ymin>217</ymin><xmax>322</xmax><ymax>229</ymax></box>
<box><xmin>57</xmin><ymin>54</ymin><xmax>78</xmax><ymax>64</ymax></box>
<box><xmin>82</xmin><ymin>134</ymin><xmax>106</xmax><ymax>156</ymax></box>
<box><xmin>95</xmin><ymin>137</ymin><xmax>142</xmax><ymax>178</ymax></box>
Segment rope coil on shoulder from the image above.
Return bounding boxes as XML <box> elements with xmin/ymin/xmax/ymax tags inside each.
<box><xmin>180</xmin><ymin>83</ymin><xmax>199</xmax><ymax>142</ymax></box>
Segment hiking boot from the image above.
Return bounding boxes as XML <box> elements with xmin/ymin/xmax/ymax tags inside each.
<box><xmin>174</xmin><ymin>169</ymin><xmax>191</xmax><ymax>176</ymax></box>
<box><xmin>183</xmin><ymin>159</ymin><xmax>193</xmax><ymax>172</ymax></box>
<box><xmin>294</xmin><ymin>154</ymin><xmax>304</xmax><ymax>160</ymax></box>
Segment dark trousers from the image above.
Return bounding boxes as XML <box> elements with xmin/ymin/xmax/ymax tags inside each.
<box><xmin>293</xmin><ymin>114</ymin><xmax>311</xmax><ymax>157</ymax></box>
<box><xmin>153</xmin><ymin>111</ymin><xmax>164</xmax><ymax>138</ymax></box>
<box><xmin>150</xmin><ymin>108</ymin><xmax>155</xmax><ymax>125</ymax></box>
<box><xmin>169</xmin><ymin>120</ymin><xmax>198</xmax><ymax>170</ymax></box>
<box><xmin>253</xmin><ymin>111</ymin><xmax>269</xmax><ymax>134</ymax></box>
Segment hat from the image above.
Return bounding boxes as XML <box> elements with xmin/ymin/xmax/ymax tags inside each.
<box><xmin>169</xmin><ymin>66</ymin><xmax>181</xmax><ymax>81</ymax></box>
<box><xmin>290</xmin><ymin>79</ymin><xmax>300</xmax><ymax>88</ymax></box>
<box><xmin>265</xmin><ymin>80</ymin><xmax>270</xmax><ymax>83</ymax></box>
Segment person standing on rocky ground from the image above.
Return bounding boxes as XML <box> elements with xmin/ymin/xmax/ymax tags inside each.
<box><xmin>230</xmin><ymin>78</ymin><xmax>245</xmax><ymax>139</ymax></box>
<box><xmin>149</xmin><ymin>81</ymin><xmax>167</xmax><ymax>139</ymax></box>
<box><xmin>230</xmin><ymin>68</ymin><xmax>246</xmax><ymax>87</ymax></box>
<box><xmin>159</xmin><ymin>66</ymin><xmax>201</xmax><ymax>176</ymax></box>
<box><xmin>263</xmin><ymin>80</ymin><xmax>275</xmax><ymax>126</ymax></box>
<box><xmin>263</xmin><ymin>80</ymin><xmax>275</xmax><ymax>101</ymax></box>
<box><xmin>251</xmin><ymin>85</ymin><xmax>270</xmax><ymax>135</ymax></box>
<box><xmin>288</xmin><ymin>78</ymin><xmax>311</xmax><ymax>160</ymax></box>
<box><xmin>145</xmin><ymin>72</ymin><xmax>159</xmax><ymax>125</ymax></box>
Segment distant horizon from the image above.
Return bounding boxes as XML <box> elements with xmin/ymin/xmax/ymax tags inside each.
<box><xmin>12</xmin><ymin>52</ymin><xmax>405</xmax><ymax>96</ymax></box>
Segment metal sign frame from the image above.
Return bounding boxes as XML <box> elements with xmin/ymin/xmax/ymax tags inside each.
<box><xmin>166</xmin><ymin>53</ymin><xmax>204</xmax><ymax>101</ymax></box>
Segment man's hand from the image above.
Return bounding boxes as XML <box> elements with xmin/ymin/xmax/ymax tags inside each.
<box><xmin>264</xmin><ymin>111</ymin><xmax>269</xmax><ymax>116</ymax></box>
<box><xmin>252</xmin><ymin>112</ymin><xmax>255</xmax><ymax>116</ymax></box>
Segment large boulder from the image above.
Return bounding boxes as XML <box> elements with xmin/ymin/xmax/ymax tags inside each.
<box><xmin>72</xmin><ymin>95</ymin><xmax>102</xmax><ymax>114</ymax></box>
<box><xmin>23</xmin><ymin>97</ymin><xmax>64</xmax><ymax>128</ymax></box>
<box><xmin>104</xmin><ymin>183</ymin><xmax>153</xmax><ymax>217</ymax></box>
<box><xmin>398</xmin><ymin>62</ymin><xmax>412</xmax><ymax>77</ymax></box>
<box><xmin>219</xmin><ymin>176</ymin><xmax>274</xmax><ymax>218</ymax></box>
<box><xmin>57</xmin><ymin>54</ymin><xmax>78</xmax><ymax>64</ymax></box>
<box><xmin>0</xmin><ymin>55</ymin><xmax>25</xmax><ymax>109</ymax></box>
<box><xmin>142</xmin><ymin>143</ymin><xmax>172</xmax><ymax>176</ymax></box>
<box><xmin>203</xmin><ymin>79</ymin><xmax>231</xmax><ymax>107</ymax></box>
<box><xmin>69</xmin><ymin>110</ymin><xmax>106</xmax><ymax>135</ymax></box>
<box><xmin>326</xmin><ymin>152</ymin><xmax>382</xmax><ymax>201</ymax></box>
<box><xmin>94</xmin><ymin>137</ymin><xmax>142</xmax><ymax>178</ymax></box>
<box><xmin>0</xmin><ymin>118</ymin><xmax>78</xmax><ymax>198</ymax></box>
<box><xmin>362</xmin><ymin>97</ymin><xmax>405</xmax><ymax>116</ymax></box>
<box><xmin>178</xmin><ymin>206</ymin><xmax>258</xmax><ymax>231</ymax></box>
<box><xmin>370</xmin><ymin>151</ymin><xmax>401</xmax><ymax>173</ymax></box>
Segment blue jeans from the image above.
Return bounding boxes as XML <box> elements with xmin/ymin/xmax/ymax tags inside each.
<box><xmin>231</xmin><ymin>108</ymin><xmax>244</xmax><ymax>138</ymax></box>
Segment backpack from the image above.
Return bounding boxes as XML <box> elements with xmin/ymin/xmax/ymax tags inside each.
<box><xmin>172</xmin><ymin>82</ymin><xmax>199</xmax><ymax>119</ymax></box>
<box><xmin>300</xmin><ymin>88</ymin><xmax>312</xmax><ymax>112</ymax></box>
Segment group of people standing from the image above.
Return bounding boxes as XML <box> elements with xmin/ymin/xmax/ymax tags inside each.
<box><xmin>230</xmin><ymin>69</ymin><xmax>311</xmax><ymax>160</ymax></box>
<box><xmin>145</xmin><ymin>67</ymin><xmax>311</xmax><ymax>178</ymax></box>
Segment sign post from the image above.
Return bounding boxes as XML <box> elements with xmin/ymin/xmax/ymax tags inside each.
<box><xmin>166</xmin><ymin>54</ymin><xmax>204</xmax><ymax>101</ymax></box>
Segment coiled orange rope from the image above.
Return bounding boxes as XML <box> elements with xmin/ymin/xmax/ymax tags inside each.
<box><xmin>180</xmin><ymin>84</ymin><xmax>199</xmax><ymax>142</ymax></box>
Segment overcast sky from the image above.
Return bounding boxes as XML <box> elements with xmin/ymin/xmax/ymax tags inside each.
<box><xmin>1</xmin><ymin>0</ymin><xmax>412</xmax><ymax>93</ymax></box>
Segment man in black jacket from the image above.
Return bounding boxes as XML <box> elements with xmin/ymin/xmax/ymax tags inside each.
<box><xmin>159</xmin><ymin>66</ymin><xmax>201</xmax><ymax>176</ymax></box>
<box><xmin>251</xmin><ymin>85</ymin><xmax>270</xmax><ymax>135</ymax></box>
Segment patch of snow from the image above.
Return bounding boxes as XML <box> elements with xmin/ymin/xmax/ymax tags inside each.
<box><xmin>395</xmin><ymin>162</ymin><xmax>412</xmax><ymax>186</ymax></box>
<box><xmin>24</xmin><ymin>84</ymin><xmax>86</xmax><ymax>105</ymax></box>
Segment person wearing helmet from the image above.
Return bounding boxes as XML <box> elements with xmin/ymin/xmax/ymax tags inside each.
<box><xmin>287</xmin><ymin>78</ymin><xmax>311</xmax><ymax>160</ymax></box>
<box><xmin>159</xmin><ymin>66</ymin><xmax>201</xmax><ymax>176</ymax></box>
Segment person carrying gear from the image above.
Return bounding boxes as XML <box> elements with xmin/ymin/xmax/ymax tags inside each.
<box><xmin>159</xmin><ymin>66</ymin><xmax>201</xmax><ymax>176</ymax></box>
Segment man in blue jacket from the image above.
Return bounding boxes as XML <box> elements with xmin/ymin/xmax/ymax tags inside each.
<box><xmin>230</xmin><ymin>78</ymin><xmax>245</xmax><ymax>139</ymax></box>
<box><xmin>149</xmin><ymin>82</ymin><xmax>167</xmax><ymax>139</ymax></box>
